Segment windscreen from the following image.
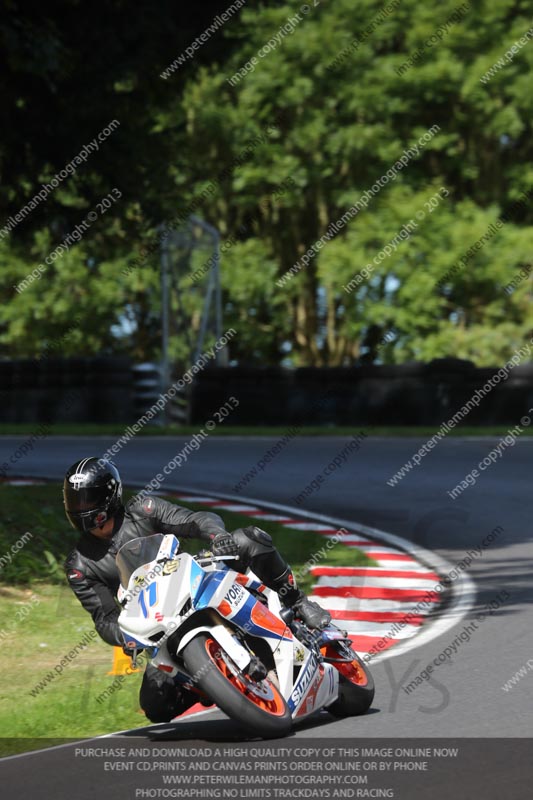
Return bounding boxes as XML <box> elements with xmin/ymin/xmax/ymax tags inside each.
<box><xmin>116</xmin><ymin>534</ymin><xmax>165</xmax><ymax>588</ymax></box>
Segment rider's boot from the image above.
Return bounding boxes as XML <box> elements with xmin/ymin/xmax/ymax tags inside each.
<box><xmin>270</xmin><ymin>566</ymin><xmax>331</xmax><ymax>629</ymax></box>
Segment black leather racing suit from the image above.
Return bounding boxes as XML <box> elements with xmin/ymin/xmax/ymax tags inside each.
<box><xmin>64</xmin><ymin>494</ymin><xmax>292</xmax><ymax>722</ymax></box>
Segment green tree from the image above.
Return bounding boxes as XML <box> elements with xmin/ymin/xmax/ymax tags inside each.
<box><xmin>157</xmin><ymin>0</ymin><xmax>533</xmax><ymax>365</ymax></box>
<box><xmin>1</xmin><ymin>0</ymin><xmax>533</xmax><ymax>367</ymax></box>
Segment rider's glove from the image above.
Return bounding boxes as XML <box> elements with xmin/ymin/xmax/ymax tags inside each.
<box><xmin>210</xmin><ymin>532</ymin><xmax>240</xmax><ymax>557</ymax></box>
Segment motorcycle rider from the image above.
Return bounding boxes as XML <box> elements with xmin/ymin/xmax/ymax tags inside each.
<box><xmin>63</xmin><ymin>457</ymin><xmax>331</xmax><ymax>723</ymax></box>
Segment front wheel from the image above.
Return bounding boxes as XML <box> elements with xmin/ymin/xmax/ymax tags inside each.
<box><xmin>325</xmin><ymin>648</ymin><xmax>375</xmax><ymax>717</ymax></box>
<box><xmin>182</xmin><ymin>633</ymin><xmax>292</xmax><ymax>738</ymax></box>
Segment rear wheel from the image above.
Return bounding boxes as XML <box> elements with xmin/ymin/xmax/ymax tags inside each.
<box><xmin>182</xmin><ymin>633</ymin><xmax>292</xmax><ymax>738</ymax></box>
<box><xmin>324</xmin><ymin>646</ymin><xmax>375</xmax><ymax>717</ymax></box>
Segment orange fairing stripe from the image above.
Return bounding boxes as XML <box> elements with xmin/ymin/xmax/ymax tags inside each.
<box><xmin>250</xmin><ymin>601</ymin><xmax>292</xmax><ymax>639</ymax></box>
<box><xmin>218</xmin><ymin>600</ymin><xmax>232</xmax><ymax>617</ymax></box>
<box><xmin>234</xmin><ymin>575</ymin><xmax>266</xmax><ymax>593</ymax></box>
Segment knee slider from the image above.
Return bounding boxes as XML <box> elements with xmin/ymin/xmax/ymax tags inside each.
<box><xmin>234</xmin><ymin>525</ymin><xmax>274</xmax><ymax>556</ymax></box>
<box><xmin>139</xmin><ymin>667</ymin><xmax>181</xmax><ymax>722</ymax></box>
<box><xmin>244</xmin><ymin>526</ymin><xmax>273</xmax><ymax>547</ymax></box>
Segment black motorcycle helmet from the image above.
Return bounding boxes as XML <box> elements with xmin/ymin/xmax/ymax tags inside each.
<box><xmin>63</xmin><ymin>457</ymin><xmax>122</xmax><ymax>533</ymax></box>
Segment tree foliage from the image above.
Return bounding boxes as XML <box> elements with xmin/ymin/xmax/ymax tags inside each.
<box><xmin>1</xmin><ymin>0</ymin><xmax>532</xmax><ymax>366</ymax></box>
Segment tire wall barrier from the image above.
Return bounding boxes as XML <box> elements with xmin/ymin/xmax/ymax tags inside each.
<box><xmin>0</xmin><ymin>358</ymin><xmax>134</xmax><ymax>423</ymax></box>
<box><xmin>1</xmin><ymin>357</ymin><xmax>532</xmax><ymax>426</ymax></box>
<box><xmin>190</xmin><ymin>359</ymin><xmax>533</xmax><ymax>426</ymax></box>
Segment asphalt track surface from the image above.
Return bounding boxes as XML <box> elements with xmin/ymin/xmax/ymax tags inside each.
<box><xmin>1</xmin><ymin>434</ymin><xmax>531</xmax><ymax>797</ymax></box>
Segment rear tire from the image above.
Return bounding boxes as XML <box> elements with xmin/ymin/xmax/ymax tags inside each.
<box><xmin>182</xmin><ymin>633</ymin><xmax>292</xmax><ymax>738</ymax></box>
<box><xmin>327</xmin><ymin>652</ymin><xmax>375</xmax><ymax>717</ymax></box>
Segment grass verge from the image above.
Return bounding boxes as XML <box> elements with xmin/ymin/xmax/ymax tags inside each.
<box><xmin>0</xmin><ymin>483</ymin><xmax>372</xmax><ymax>753</ymax></box>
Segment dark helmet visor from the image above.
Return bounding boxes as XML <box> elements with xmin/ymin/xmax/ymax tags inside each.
<box><xmin>64</xmin><ymin>485</ymin><xmax>108</xmax><ymax>514</ymax></box>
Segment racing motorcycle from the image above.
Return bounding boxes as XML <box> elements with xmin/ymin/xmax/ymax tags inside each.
<box><xmin>116</xmin><ymin>533</ymin><xmax>374</xmax><ymax>738</ymax></box>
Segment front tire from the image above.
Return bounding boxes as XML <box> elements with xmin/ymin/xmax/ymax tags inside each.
<box><xmin>327</xmin><ymin>651</ymin><xmax>375</xmax><ymax>717</ymax></box>
<box><xmin>182</xmin><ymin>633</ymin><xmax>292</xmax><ymax>738</ymax></box>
